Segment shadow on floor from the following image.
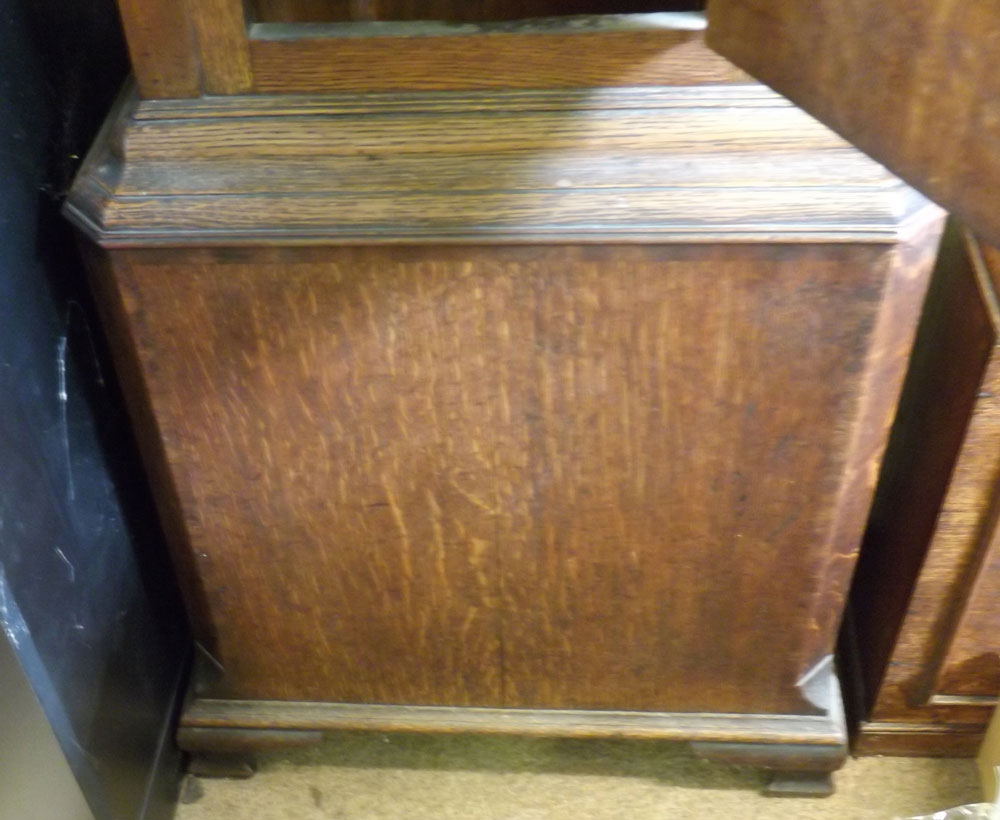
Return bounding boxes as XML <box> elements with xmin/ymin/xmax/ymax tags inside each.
<box><xmin>261</xmin><ymin>732</ymin><xmax>766</xmax><ymax>792</ymax></box>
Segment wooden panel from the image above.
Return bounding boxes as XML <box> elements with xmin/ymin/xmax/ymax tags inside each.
<box><xmin>846</xmin><ymin>229</ymin><xmax>1000</xmax><ymax>753</ymax></box>
<box><xmin>115</xmin><ymin>0</ymin><xmax>201</xmax><ymax>98</ymax></box>
<box><xmin>932</xmin><ymin>242</ymin><xmax>1000</xmax><ymax>697</ymax></box>
<box><xmin>181</xmin><ymin>685</ymin><xmax>843</xmax><ymax>744</ymax></box>
<box><xmin>82</xmin><ymin>245</ymin><xmax>222</xmax><ymax>655</ymax></box>
<box><xmin>247</xmin><ymin>21</ymin><xmax>743</xmax><ymax>93</ymax></box>
<box><xmin>706</xmin><ymin>0</ymin><xmax>1000</xmax><ymax>248</ymax></box>
<box><xmin>184</xmin><ymin>0</ymin><xmax>254</xmax><ymax>94</ymax></box>
<box><xmin>853</xmin><ymin>722</ymin><xmax>984</xmax><ymax>758</ymax></box>
<box><xmin>112</xmin><ymin>247</ymin><xmax>506</xmax><ymax>704</ymax></box>
<box><xmin>68</xmin><ymin>78</ymin><xmax>945</xmax><ymax>722</ymax></box>
<box><xmin>847</xmin><ymin>224</ymin><xmax>997</xmax><ymax>716</ymax></box>
<box><xmin>106</xmin><ymin>238</ymin><xmax>938</xmax><ymax>715</ymax></box>
<box><xmin>65</xmin><ymin>84</ymin><xmax>932</xmax><ymax>248</ymax></box>
<box><xmin>495</xmin><ymin>242</ymin><xmax>929</xmax><ymax>714</ymax></box>
<box><xmin>253</xmin><ymin>1</ymin><xmax>699</xmax><ymax>22</ymax></box>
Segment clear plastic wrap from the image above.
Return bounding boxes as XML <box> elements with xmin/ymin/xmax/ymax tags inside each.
<box><xmin>902</xmin><ymin>803</ymin><xmax>999</xmax><ymax>819</ymax></box>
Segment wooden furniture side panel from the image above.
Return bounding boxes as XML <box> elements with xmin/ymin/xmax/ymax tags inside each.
<box><xmin>112</xmin><ymin>247</ymin><xmax>506</xmax><ymax>705</ymax></box>
<box><xmin>848</xmin><ymin>225</ymin><xmax>997</xmax><ymax>719</ymax></box>
<box><xmin>848</xmin><ymin>231</ymin><xmax>1000</xmax><ymax>753</ymax></box>
<box><xmin>931</xmin><ymin>241</ymin><xmax>1000</xmax><ymax>698</ymax></box>
<box><xmin>933</xmin><ymin>353</ymin><xmax>1000</xmax><ymax>697</ymax></box>
<box><xmin>868</xmin><ymin>237</ymin><xmax>999</xmax><ymax>722</ymax></box>
<box><xmin>247</xmin><ymin>29</ymin><xmax>746</xmax><ymax>94</ymax></box>
<box><xmin>491</xmin><ymin>242</ymin><xmax>908</xmax><ymax>715</ymax></box>
<box><xmin>104</xmin><ymin>241</ymin><xmax>935</xmax><ymax>715</ymax></box>
<box><xmin>706</xmin><ymin>0</ymin><xmax>1000</xmax><ymax>249</ymax></box>
<box><xmin>85</xmin><ymin>245</ymin><xmax>222</xmax><ymax>655</ymax></box>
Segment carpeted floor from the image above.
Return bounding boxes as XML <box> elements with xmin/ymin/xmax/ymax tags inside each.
<box><xmin>176</xmin><ymin>732</ymin><xmax>982</xmax><ymax>820</ymax></box>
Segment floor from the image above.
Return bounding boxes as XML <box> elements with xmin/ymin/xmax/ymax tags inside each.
<box><xmin>176</xmin><ymin>732</ymin><xmax>984</xmax><ymax>820</ymax></box>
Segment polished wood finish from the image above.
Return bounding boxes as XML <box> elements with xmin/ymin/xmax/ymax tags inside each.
<box><xmin>706</xmin><ymin>0</ymin><xmax>1000</xmax><ymax>248</ymax></box>
<box><xmin>66</xmin><ymin>85</ymin><xmax>931</xmax><ymax>247</ymax></box>
<box><xmin>843</xmin><ymin>226</ymin><xmax>1000</xmax><ymax>755</ymax></box>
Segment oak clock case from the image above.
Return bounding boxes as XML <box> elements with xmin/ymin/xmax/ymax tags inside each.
<box><xmin>707</xmin><ymin>0</ymin><xmax>1000</xmax><ymax>757</ymax></box>
<box><xmin>66</xmin><ymin>1</ymin><xmax>944</xmax><ymax>795</ymax></box>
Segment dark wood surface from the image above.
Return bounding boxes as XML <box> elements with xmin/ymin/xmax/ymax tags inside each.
<box><xmin>706</xmin><ymin>0</ymin><xmax>1000</xmax><ymax>249</ymax></box>
<box><xmin>934</xmin><ymin>241</ymin><xmax>1000</xmax><ymax>699</ymax></box>
<box><xmin>843</xmin><ymin>226</ymin><xmax>1000</xmax><ymax>754</ymax></box>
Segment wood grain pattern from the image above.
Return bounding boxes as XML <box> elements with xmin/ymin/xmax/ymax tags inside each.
<box><xmin>247</xmin><ymin>21</ymin><xmax>741</xmax><ymax>93</ymax></box>
<box><xmin>254</xmin><ymin>1</ymin><xmax>699</xmax><ymax>23</ymax></box>
<box><xmin>80</xmin><ymin>243</ymin><xmax>222</xmax><ymax>657</ymax></box>
<box><xmin>798</xmin><ymin>217</ymin><xmax>946</xmax><ymax>677</ymax></box>
<box><xmin>184</xmin><ymin>0</ymin><xmax>254</xmax><ymax>94</ymax></box>
<box><xmin>67</xmin><ymin>74</ymin><xmax>943</xmax><ymax>763</ymax></box>
<box><xmin>844</xmin><ymin>227</ymin><xmax>1000</xmax><ymax>754</ymax></box>
<box><xmin>114</xmin><ymin>0</ymin><xmax>201</xmax><ymax>98</ymax></box>
<box><xmin>104</xmin><ymin>236</ymin><xmax>940</xmax><ymax>711</ymax></box>
<box><xmin>706</xmin><ymin>0</ymin><xmax>1000</xmax><ymax>248</ymax></box>
<box><xmin>493</xmin><ymin>241</ymin><xmax>916</xmax><ymax>714</ymax></box>
<box><xmin>65</xmin><ymin>85</ymin><xmax>931</xmax><ymax>247</ymax></box>
<box><xmin>112</xmin><ymin>248</ymin><xmax>506</xmax><ymax>704</ymax></box>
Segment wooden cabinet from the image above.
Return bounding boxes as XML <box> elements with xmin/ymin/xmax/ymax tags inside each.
<box><xmin>704</xmin><ymin>2</ymin><xmax>1000</xmax><ymax>756</ymax></box>
<box><xmin>67</xmin><ymin>1</ymin><xmax>951</xmax><ymax>794</ymax></box>
<box><xmin>840</xmin><ymin>225</ymin><xmax>1000</xmax><ymax>756</ymax></box>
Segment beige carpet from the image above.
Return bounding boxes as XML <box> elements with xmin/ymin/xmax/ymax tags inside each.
<box><xmin>176</xmin><ymin>732</ymin><xmax>982</xmax><ymax>820</ymax></box>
